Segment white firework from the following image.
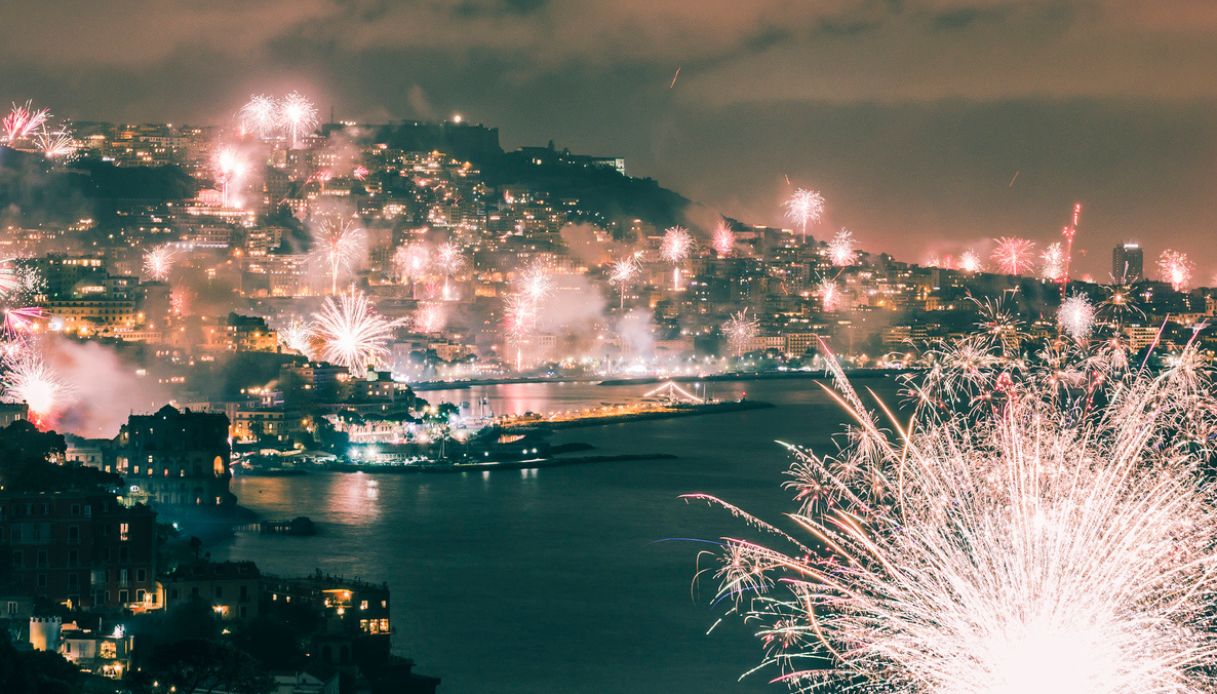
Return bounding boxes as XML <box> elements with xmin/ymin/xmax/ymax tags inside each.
<box><xmin>142</xmin><ymin>245</ymin><xmax>178</xmax><ymax>281</ymax></box>
<box><xmin>783</xmin><ymin>188</ymin><xmax>825</xmax><ymax>241</ymax></box>
<box><xmin>1158</xmin><ymin>250</ymin><xmax>1193</xmax><ymax>292</ymax></box>
<box><xmin>277</xmin><ymin>320</ymin><xmax>313</xmax><ymax>358</ymax></box>
<box><xmin>827</xmin><ymin>229</ymin><xmax>856</xmax><ymax>267</ymax></box>
<box><xmin>610</xmin><ymin>254</ymin><xmax>640</xmax><ymax>309</ymax></box>
<box><xmin>311</xmin><ymin>216</ymin><xmax>366</xmax><ymax>295</ymax></box>
<box><xmin>239</xmin><ymin>94</ymin><xmax>279</xmax><ymax>138</ymax></box>
<box><xmin>958</xmin><ymin>249</ymin><xmax>982</xmax><ymax>273</ymax></box>
<box><xmin>413</xmin><ymin>303</ymin><xmax>446</xmax><ymax>334</ymax></box>
<box><xmin>722</xmin><ymin>309</ymin><xmax>759</xmax><ymax>357</ymax></box>
<box><xmin>279</xmin><ymin>91</ymin><xmax>318</xmax><ymax>149</ymax></box>
<box><xmin>393</xmin><ymin>243</ymin><xmax>431</xmax><ymax>285</ymax></box>
<box><xmin>1040</xmin><ymin>242</ymin><xmax>1065</xmax><ymax>281</ymax></box>
<box><xmin>311</xmin><ymin>288</ymin><xmax>399</xmax><ymax>374</ymax></box>
<box><xmin>662</xmin><ymin>226</ymin><xmax>693</xmax><ymax>291</ymax></box>
<box><xmin>1</xmin><ymin>350</ymin><xmax>69</xmax><ymax>424</ymax></box>
<box><xmin>712</xmin><ymin>222</ymin><xmax>735</xmax><ymax>257</ymax></box>
<box><xmin>1057</xmin><ymin>293</ymin><xmax>1096</xmax><ymax>341</ymax></box>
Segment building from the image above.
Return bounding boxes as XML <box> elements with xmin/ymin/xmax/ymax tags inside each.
<box><xmin>1112</xmin><ymin>242</ymin><xmax>1144</xmax><ymax>283</ymax></box>
<box><xmin>161</xmin><ymin>560</ymin><xmax>261</xmax><ymax>621</ymax></box>
<box><xmin>0</xmin><ymin>491</ymin><xmax>158</xmax><ymax>610</ymax></box>
<box><xmin>114</xmin><ymin>405</ymin><xmax>235</xmax><ymax>508</ymax></box>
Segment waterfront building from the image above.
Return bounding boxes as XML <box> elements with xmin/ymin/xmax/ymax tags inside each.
<box><xmin>114</xmin><ymin>405</ymin><xmax>235</xmax><ymax>508</ymax></box>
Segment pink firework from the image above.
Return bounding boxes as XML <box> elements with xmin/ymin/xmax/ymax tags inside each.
<box><xmin>958</xmin><ymin>249</ymin><xmax>983</xmax><ymax>274</ymax></box>
<box><xmin>827</xmin><ymin>228</ymin><xmax>856</xmax><ymax>267</ymax></box>
<box><xmin>3</xmin><ymin>101</ymin><xmax>51</xmax><ymax>143</ymax></box>
<box><xmin>435</xmin><ymin>242</ymin><xmax>464</xmax><ymax>301</ymax></box>
<box><xmin>1158</xmin><ymin>250</ymin><xmax>1194</xmax><ymax>292</ymax></box>
<box><xmin>712</xmin><ymin>222</ymin><xmax>735</xmax><ymax>257</ymax></box>
<box><xmin>504</xmin><ymin>293</ymin><xmax>538</xmax><ymax>339</ymax></box>
<box><xmin>394</xmin><ymin>243</ymin><xmax>431</xmax><ymax>285</ymax></box>
<box><xmin>783</xmin><ymin>188</ymin><xmax>825</xmax><ymax>242</ymax></box>
<box><xmin>662</xmin><ymin>226</ymin><xmax>693</xmax><ymax>290</ymax></box>
<box><xmin>992</xmin><ymin>237</ymin><xmax>1037</xmax><ymax>275</ymax></box>
<box><xmin>413</xmin><ymin>303</ymin><xmax>446</xmax><ymax>334</ymax></box>
<box><xmin>3</xmin><ymin>307</ymin><xmax>42</xmax><ymax>335</ymax></box>
<box><xmin>819</xmin><ymin>279</ymin><xmax>842</xmax><ymax>312</ymax></box>
<box><xmin>311</xmin><ymin>217</ymin><xmax>366</xmax><ymax>295</ymax></box>
<box><xmin>170</xmin><ymin>286</ymin><xmax>193</xmax><ymax>317</ymax></box>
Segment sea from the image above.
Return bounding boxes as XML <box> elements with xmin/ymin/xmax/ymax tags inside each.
<box><xmin>215</xmin><ymin>377</ymin><xmax>890</xmax><ymax>693</ymax></box>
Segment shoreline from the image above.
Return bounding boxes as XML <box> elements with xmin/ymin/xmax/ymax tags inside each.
<box><xmin>238</xmin><ymin>452</ymin><xmax>680</xmax><ymax>477</ymax></box>
<box><xmin>410</xmin><ymin>368</ymin><xmax>910</xmax><ymax>391</ymax></box>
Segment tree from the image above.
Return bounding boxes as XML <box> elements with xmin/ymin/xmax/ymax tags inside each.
<box><xmin>145</xmin><ymin>639</ymin><xmax>270</xmax><ymax>694</ymax></box>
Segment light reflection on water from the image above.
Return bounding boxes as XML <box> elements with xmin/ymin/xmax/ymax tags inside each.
<box><xmin>219</xmin><ymin>377</ymin><xmax>886</xmax><ymax>693</ymax></box>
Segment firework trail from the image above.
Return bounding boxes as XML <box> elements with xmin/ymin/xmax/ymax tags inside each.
<box><xmin>1039</xmin><ymin>242</ymin><xmax>1065</xmax><ymax>281</ymax></box>
<box><xmin>827</xmin><ymin>229</ymin><xmax>856</xmax><ymax>267</ymax></box>
<box><xmin>279</xmin><ymin>91</ymin><xmax>318</xmax><ymax>149</ymax></box>
<box><xmin>991</xmin><ymin>237</ymin><xmax>1036</xmax><ymax>275</ymax></box>
<box><xmin>662</xmin><ymin>226</ymin><xmax>693</xmax><ymax>291</ymax></box>
<box><xmin>783</xmin><ymin>188</ymin><xmax>825</xmax><ymax>242</ymax></box>
<box><xmin>1158</xmin><ymin>249</ymin><xmax>1193</xmax><ymax>292</ymax></box>
<box><xmin>238</xmin><ymin>94</ymin><xmax>279</xmax><ymax>138</ymax></box>
<box><xmin>2</xmin><ymin>101</ymin><xmax>50</xmax><ymax>143</ymax></box>
<box><xmin>713</xmin><ymin>222</ymin><xmax>736</xmax><ymax>257</ymax></box>
<box><xmin>1058</xmin><ymin>202</ymin><xmax>1082</xmax><ymax>288</ymax></box>
<box><xmin>312</xmin><ymin>288</ymin><xmax>399</xmax><ymax>374</ymax></box>
<box><xmin>722</xmin><ymin>309</ymin><xmax>759</xmax><ymax>357</ymax></box>
<box><xmin>142</xmin><ymin>245</ymin><xmax>178</xmax><ymax>282</ymax></box>
<box><xmin>610</xmin><ymin>254</ymin><xmax>640</xmax><ymax>309</ymax></box>
<box><xmin>957</xmin><ymin>249</ymin><xmax>982</xmax><ymax>273</ymax></box>
<box><xmin>688</xmin><ymin>332</ymin><xmax>1217</xmax><ymax>692</ymax></box>
<box><xmin>311</xmin><ymin>217</ymin><xmax>365</xmax><ymax>295</ymax></box>
<box><xmin>1057</xmin><ymin>293</ymin><xmax>1095</xmax><ymax>341</ymax></box>
<box><xmin>413</xmin><ymin>303</ymin><xmax>446</xmax><ymax>334</ymax></box>
<box><xmin>435</xmin><ymin>242</ymin><xmax>464</xmax><ymax>301</ymax></box>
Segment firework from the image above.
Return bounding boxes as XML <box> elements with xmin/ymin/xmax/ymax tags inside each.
<box><xmin>722</xmin><ymin>309</ymin><xmax>759</xmax><ymax>357</ymax></box>
<box><xmin>238</xmin><ymin>94</ymin><xmax>279</xmax><ymax>138</ymax></box>
<box><xmin>518</xmin><ymin>264</ymin><xmax>553</xmax><ymax>305</ymax></box>
<box><xmin>2</xmin><ymin>101</ymin><xmax>50</xmax><ymax>143</ymax></box>
<box><xmin>1039</xmin><ymin>242</ymin><xmax>1065</xmax><ymax>281</ymax></box>
<box><xmin>214</xmin><ymin>146</ymin><xmax>248</xmax><ymax>209</ymax></box>
<box><xmin>689</xmin><ymin>335</ymin><xmax>1217</xmax><ymax>692</ymax></box>
<box><xmin>1158</xmin><ymin>249</ymin><xmax>1193</xmax><ymax>292</ymax></box>
<box><xmin>783</xmin><ymin>188</ymin><xmax>825</xmax><ymax>242</ymax></box>
<box><xmin>610</xmin><ymin>254</ymin><xmax>640</xmax><ymax>309</ymax></box>
<box><xmin>818</xmin><ymin>279</ymin><xmax>841</xmax><ymax>312</ymax></box>
<box><xmin>827</xmin><ymin>229</ymin><xmax>856</xmax><ymax>267</ymax></box>
<box><xmin>311</xmin><ymin>217</ymin><xmax>366</xmax><ymax>295</ymax></box>
<box><xmin>277</xmin><ymin>320</ymin><xmax>313</xmax><ymax>358</ymax></box>
<box><xmin>991</xmin><ymin>237</ymin><xmax>1036</xmax><ymax>275</ymax></box>
<box><xmin>434</xmin><ymin>242</ymin><xmax>464</xmax><ymax>301</ymax></box>
<box><xmin>279</xmin><ymin>91</ymin><xmax>318</xmax><ymax>149</ymax></box>
<box><xmin>713</xmin><ymin>222</ymin><xmax>735</xmax><ymax>257</ymax></box>
<box><xmin>1057</xmin><ymin>293</ymin><xmax>1095</xmax><ymax>341</ymax></box>
<box><xmin>1</xmin><ymin>350</ymin><xmax>68</xmax><ymax>424</ymax></box>
<box><xmin>662</xmin><ymin>226</ymin><xmax>693</xmax><ymax>290</ymax></box>
<box><xmin>169</xmin><ymin>286</ymin><xmax>193</xmax><ymax>317</ymax></box>
<box><xmin>413</xmin><ymin>303</ymin><xmax>446</xmax><ymax>334</ymax></box>
<box><xmin>142</xmin><ymin>245</ymin><xmax>178</xmax><ymax>281</ymax></box>
<box><xmin>35</xmin><ymin>126</ymin><xmax>74</xmax><ymax>159</ymax></box>
<box><xmin>958</xmin><ymin>249</ymin><xmax>982</xmax><ymax>273</ymax></box>
<box><xmin>393</xmin><ymin>243</ymin><xmax>431</xmax><ymax>286</ymax></box>
<box><xmin>312</xmin><ymin>288</ymin><xmax>399</xmax><ymax>374</ymax></box>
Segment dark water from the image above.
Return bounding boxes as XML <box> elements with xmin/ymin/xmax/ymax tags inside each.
<box><xmin>216</xmin><ymin>378</ymin><xmax>871</xmax><ymax>693</ymax></box>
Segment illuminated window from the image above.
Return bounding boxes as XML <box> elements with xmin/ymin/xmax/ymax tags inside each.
<box><xmin>119</xmin><ymin>523</ymin><xmax>129</xmax><ymax>542</ymax></box>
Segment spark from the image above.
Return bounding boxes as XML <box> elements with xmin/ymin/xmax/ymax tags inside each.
<box><xmin>279</xmin><ymin>91</ymin><xmax>318</xmax><ymax>149</ymax></box>
<box><xmin>818</xmin><ymin>279</ymin><xmax>841</xmax><ymax>312</ymax></box>
<box><xmin>827</xmin><ymin>229</ymin><xmax>856</xmax><ymax>267</ymax></box>
<box><xmin>670</xmin><ymin>66</ymin><xmax>682</xmax><ymax>89</ymax></box>
<box><xmin>1057</xmin><ymin>293</ymin><xmax>1095</xmax><ymax>341</ymax></box>
<box><xmin>238</xmin><ymin>94</ymin><xmax>278</xmax><ymax>138</ymax></box>
<box><xmin>413</xmin><ymin>303</ymin><xmax>446</xmax><ymax>334</ymax></box>
<box><xmin>434</xmin><ymin>242</ymin><xmax>464</xmax><ymax>300</ymax></box>
<box><xmin>518</xmin><ymin>264</ymin><xmax>553</xmax><ymax>305</ymax></box>
<box><xmin>142</xmin><ymin>245</ymin><xmax>178</xmax><ymax>281</ymax></box>
<box><xmin>713</xmin><ymin>222</ymin><xmax>736</xmax><ymax>257</ymax></box>
<box><xmin>311</xmin><ymin>288</ymin><xmax>399</xmax><ymax>374</ymax></box>
<box><xmin>662</xmin><ymin>226</ymin><xmax>693</xmax><ymax>291</ymax></box>
<box><xmin>610</xmin><ymin>254</ymin><xmax>640</xmax><ymax>309</ymax></box>
<box><xmin>277</xmin><ymin>320</ymin><xmax>313</xmax><ymax>358</ymax></box>
<box><xmin>3</xmin><ymin>101</ymin><xmax>50</xmax><ymax>143</ymax></box>
<box><xmin>689</xmin><ymin>337</ymin><xmax>1217</xmax><ymax>693</ymax></box>
<box><xmin>1157</xmin><ymin>249</ymin><xmax>1193</xmax><ymax>292</ymax></box>
<box><xmin>783</xmin><ymin>188</ymin><xmax>825</xmax><ymax>242</ymax></box>
<box><xmin>991</xmin><ymin>237</ymin><xmax>1036</xmax><ymax>275</ymax></box>
<box><xmin>311</xmin><ymin>217</ymin><xmax>365</xmax><ymax>295</ymax></box>
<box><xmin>35</xmin><ymin>126</ymin><xmax>74</xmax><ymax>159</ymax></box>
<box><xmin>722</xmin><ymin>309</ymin><xmax>759</xmax><ymax>357</ymax></box>
<box><xmin>958</xmin><ymin>249</ymin><xmax>983</xmax><ymax>274</ymax></box>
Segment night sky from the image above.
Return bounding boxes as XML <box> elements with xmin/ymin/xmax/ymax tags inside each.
<box><xmin>4</xmin><ymin>0</ymin><xmax>1216</xmax><ymax>277</ymax></box>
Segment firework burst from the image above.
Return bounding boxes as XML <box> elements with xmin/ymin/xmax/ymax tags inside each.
<box><xmin>1057</xmin><ymin>293</ymin><xmax>1095</xmax><ymax>341</ymax></box>
<box><xmin>142</xmin><ymin>245</ymin><xmax>178</xmax><ymax>282</ymax></box>
<box><xmin>393</xmin><ymin>243</ymin><xmax>431</xmax><ymax>286</ymax></box>
<box><xmin>279</xmin><ymin>91</ymin><xmax>318</xmax><ymax>149</ymax></box>
<box><xmin>311</xmin><ymin>217</ymin><xmax>365</xmax><ymax>295</ymax></box>
<box><xmin>3</xmin><ymin>101</ymin><xmax>51</xmax><ymax>143</ymax></box>
<box><xmin>818</xmin><ymin>279</ymin><xmax>841</xmax><ymax>312</ymax></box>
<box><xmin>713</xmin><ymin>222</ymin><xmax>736</xmax><ymax>257</ymax></box>
<box><xmin>238</xmin><ymin>94</ymin><xmax>279</xmax><ymax>138</ymax></box>
<box><xmin>413</xmin><ymin>303</ymin><xmax>446</xmax><ymax>334</ymax></box>
<box><xmin>827</xmin><ymin>229</ymin><xmax>856</xmax><ymax>267</ymax></box>
<box><xmin>610</xmin><ymin>254</ymin><xmax>640</xmax><ymax>309</ymax></box>
<box><xmin>311</xmin><ymin>288</ymin><xmax>399</xmax><ymax>374</ymax></box>
<box><xmin>1158</xmin><ymin>249</ymin><xmax>1193</xmax><ymax>292</ymax></box>
<box><xmin>722</xmin><ymin>309</ymin><xmax>759</xmax><ymax>357</ymax></box>
<box><xmin>991</xmin><ymin>237</ymin><xmax>1036</xmax><ymax>275</ymax></box>
<box><xmin>35</xmin><ymin>126</ymin><xmax>74</xmax><ymax>159</ymax></box>
<box><xmin>1040</xmin><ymin>242</ymin><xmax>1065</xmax><ymax>281</ymax></box>
<box><xmin>688</xmin><ymin>335</ymin><xmax>1217</xmax><ymax>692</ymax></box>
<box><xmin>434</xmin><ymin>242</ymin><xmax>464</xmax><ymax>301</ymax></box>
<box><xmin>662</xmin><ymin>226</ymin><xmax>693</xmax><ymax>290</ymax></box>
<box><xmin>1</xmin><ymin>350</ymin><xmax>69</xmax><ymax>424</ymax></box>
<box><xmin>518</xmin><ymin>264</ymin><xmax>553</xmax><ymax>305</ymax></box>
<box><xmin>957</xmin><ymin>249</ymin><xmax>983</xmax><ymax>273</ymax></box>
<box><xmin>783</xmin><ymin>188</ymin><xmax>825</xmax><ymax>242</ymax></box>
<box><xmin>214</xmin><ymin>146</ymin><xmax>248</xmax><ymax>208</ymax></box>
<box><xmin>277</xmin><ymin>320</ymin><xmax>314</xmax><ymax>358</ymax></box>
